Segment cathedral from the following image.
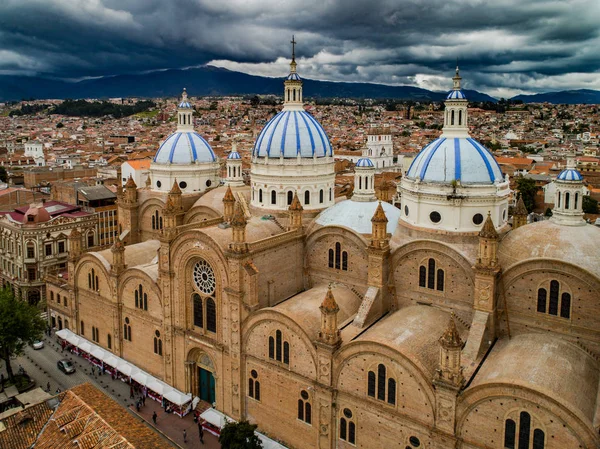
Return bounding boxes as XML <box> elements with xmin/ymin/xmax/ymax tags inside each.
<box><xmin>51</xmin><ymin>48</ymin><xmax>600</xmax><ymax>449</ymax></box>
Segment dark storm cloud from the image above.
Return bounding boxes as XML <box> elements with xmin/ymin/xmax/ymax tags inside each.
<box><xmin>1</xmin><ymin>0</ymin><xmax>599</xmax><ymax>95</ymax></box>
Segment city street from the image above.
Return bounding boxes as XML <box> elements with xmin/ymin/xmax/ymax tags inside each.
<box><xmin>0</xmin><ymin>334</ymin><xmax>220</xmax><ymax>449</ymax></box>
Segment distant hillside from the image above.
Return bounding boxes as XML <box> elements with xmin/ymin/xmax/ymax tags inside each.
<box><xmin>511</xmin><ymin>89</ymin><xmax>600</xmax><ymax>104</ymax></box>
<box><xmin>0</xmin><ymin>65</ymin><xmax>497</xmax><ymax>103</ymax></box>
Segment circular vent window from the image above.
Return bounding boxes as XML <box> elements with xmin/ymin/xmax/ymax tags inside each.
<box><xmin>156</xmin><ymin>180</ymin><xmax>162</xmax><ymax>188</ymax></box>
<box><xmin>404</xmin><ymin>205</ymin><xmax>409</xmax><ymax>217</ymax></box>
<box><xmin>473</xmin><ymin>213</ymin><xmax>484</xmax><ymax>225</ymax></box>
<box><xmin>429</xmin><ymin>211</ymin><xmax>441</xmax><ymax>223</ymax></box>
<box><xmin>179</xmin><ymin>181</ymin><xmax>187</xmax><ymax>189</ymax></box>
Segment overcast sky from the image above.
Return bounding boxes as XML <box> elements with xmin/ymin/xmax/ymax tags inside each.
<box><xmin>1</xmin><ymin>0</ymin><xmax>599</xmax><ymax>97</ymax></box>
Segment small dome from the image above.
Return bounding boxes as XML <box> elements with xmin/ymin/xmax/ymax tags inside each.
<box><xmin>287</xmin><ymin>72</ymin><xmax>301</xmax><ymax>81</ymax></box>
<box><xmin>315</xmin><ymin>200</ymin><xmax>401</xmax><ymax>234</ymax></box>
<box><xmin>154</xmin><ymin>131</ymin><xmax>216</xmax><ymax>165</ymax></box>
<box><xmin>179</xmin><ymin>100</ymin><xmax>191</xmax><ymax>109</ymax></box>
<box><xmin>253</xmin><ymin>110</ymin><xmax>333</xmax><ymax>158</ymax></box>
<box><xmin>406</xmin><ymin>137</ymin><xmax>503</xmax><ymax>184</ymax></box>
<box><xmin>356</xmin><ymin>158</ymin><xmax>374</xmax><ymax>167</ymax></box>
<box><xmin>447</xmin><ymin>90</ymin><xmax>467</xmax><ymax>100</ymax></box>
<box><xmin>557</xmin><ymin>168</ymin><xmax>583</xmax><ymax>182</ymax></box>
<box><xmin>227</xmin><ymin>151</ymin><xmax>242</xmax><ymax>160</ymax></box>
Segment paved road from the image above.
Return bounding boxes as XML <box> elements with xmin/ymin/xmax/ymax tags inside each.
<box><xmin>1</xmin><ymin>333</ymin><xmax>221</xmax><ymax>449</ymax></box>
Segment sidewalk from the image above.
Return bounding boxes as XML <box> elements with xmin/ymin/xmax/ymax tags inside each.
<box><xmin>130</xmin><ymin>398</ymin><xmax>220</xmax><ymax>449</ymax></box>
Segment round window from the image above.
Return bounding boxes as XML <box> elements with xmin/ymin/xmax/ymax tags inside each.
<box><xmin>251</xmin><ymin>369</ymin><xmax>258</xmax><ymax>379</ymax></box>
<box><xmin>193</xmin><ymin>259</ymin><xmax>216</xmax><ymax>295</ymax></box>
<box><xmin>156</xmin><ymin>180</ymin><xmax>162</xmax><ymax>188</ymax></box>
<box><xmin>179</xmin><ymin>181</ymin><xmax>187</xmax><ymax>189</ymax></box>
<box><xmin>472</xmin><ymin>213</ymin><xmax>484</xmax><ymax>225</ymax></box>
<box><xmin>409</xmin><ymin>436</ymin><xmax>421</xmax><ymax>447</ymax></box>
<box><xmin>125</xmin><ymin>317</ymin><xmax>129</xmax><ymax>324</ymax></box>
<box><xmin>404</xmin><ymin>205</ymin><xmax>409</xmax><ymax>217</ymax></box>
<box><xmin>343</xmin><ymin>408</ymin><xmax>353</xmax><ymax>419</ymax></box>
<box><xmin>155</xmin><ymin>330</ymin><xmax>160</xmax><ymax>337</ymax></box>
<box><xmin>206</xmin><ymin>180</ymin><xmax>212</xmax><ymax>187</ymax></box>
<box><xmin>301</xmin><ymin>390</ymin><xmax>309</xmax><ymax>400</ymax></box>
<box><xmin>429</xmin><ymin>211</ymin><xmax>441</xmax><ymax>223</ymax></box>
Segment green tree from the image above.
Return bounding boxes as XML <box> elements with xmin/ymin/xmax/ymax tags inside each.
<box><xmin>582</xmin><ymin>196</ymin><xmax>599</xmax><ymax>214</ymax></box>
<box><xmin>0</xmin><ymin>287</ymin><xmax>46</xmax><ymax>381</ymax></box>
<box><xmin>0</xmin><ymin>166</ymin><xmax>7</xmax><ymax>183</ymax></box>
<box><xmin>515</xmin><ymin>177</ymin><xmax>537</xmax><ymax>213</ymax></box>
<box><xmin>219</xmin><ymin>420</ymin><xmax>263</xmax><ymax>449</ymax></box>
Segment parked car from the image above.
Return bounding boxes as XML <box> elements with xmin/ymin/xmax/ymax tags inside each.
<box><xmin>32</xmin><ymin>340</ymin><xmax>44</xmax><ymax>350</ymax></box>
<box><xmin>57</xmin><ymin>359</ymin><xmax>75</xmax><ymax>374</ymax></box>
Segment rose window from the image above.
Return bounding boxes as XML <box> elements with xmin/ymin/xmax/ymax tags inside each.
<box><xmin>193</xmin><ymin>260</ymin><xmax>215</xmax><ymax>295</ymax></box>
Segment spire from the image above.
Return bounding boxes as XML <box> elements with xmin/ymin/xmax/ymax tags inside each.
<box><xmin>514</xmin><ymin>195</ymin><xmax>528</xmax><ymax>216</ymax></box>
<box><xmin>111</xmin><ymin>235</ymin><xmax>126</xmax><ymax>274</ymax></box>
<box><xmin>231</xmin><ymin>202</ymin><xmax>247</xmax><ymax>227</ymax></box>
<box><xmin>371</xmin><ymin>201</ymin><xmax>388</xmax><ymax>223</ymax></box>
<box><xmin>283</xmin><ymin>35</ymin><xmax>303</xmax><ymax>110</ymax></box>
<box><xmin>145</xmin><ymin>175</ymin><xmax>151</xmax><ymax>188</ymax></box>
<box><xmin>224</xmin><ymin>185</ymin><xmax>235</xmax><ymax>202</ymax></box>
<box><xmin>164</xmin><ymin>195</ymin><xmax>176</xmax><ymax>215</ymax></box>
<box><xmin>230</xmin><ymin>202</ymin><xmax>248</xmax><ymax>253</ymax></box>
<box><xmin>223</xmin><ymin>185</ymin><xmax>235</xmax><ymax>222</ymax></box>
<box><xmin>453</xmin><ymin>63</ymin><xmax>462</xmax><ymax>91</ymax></box>
<box><xmin>439</xmin><ymin>313</ymin><xmax>463</xmax><ymax>349</ymax></box>
<box><xmin>125</xmin><ymin>175</ymin><xmax>137</xmax><ymax>189</ymax></box>
<box><xmin>169</xmin><ymin>179</ymin><xmax>182</xmax><ymax>195</ymax></box>
<box><xmin>320</xmin><ymin>284</ymin><xmax>339</xmax><ymax>313</ymax></box>
<box><xmin>479</xmin><ymin>212</ymin><xmax>498</xmax><ymax>239</ymax></box>
<box><xmin>289</xmin><ymin>191</ymin><xmax>303</xmax><ymax>211</ymax></box>
<box><xmin>288</xmin><ymin>191</ymin><xmax>304</xmax><ymax>230</ymax></box>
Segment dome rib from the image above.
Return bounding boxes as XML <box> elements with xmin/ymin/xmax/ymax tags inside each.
<box><xmin>406</xmin><ymin>137</ymin><xmax>503</xmax><ymax>184</ymax></box>
<box><xmin>253</xmin><ymin>110</ymin><xmax>332</xmax><ymax>158</ymax></box>
<box><xmin>167</xmin><ymin>132</ymin><xmax>184</xmax><ymax>163</ymax></box>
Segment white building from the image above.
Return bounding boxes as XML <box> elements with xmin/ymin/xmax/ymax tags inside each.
<box><xmin>399</xmin><ymin>67</ymin><xmax>510</xmax><ymax>233</ymax></box>
<box><xmin>250</xmin><ymin>43</ymin><xmax>335</xmax><ymax>214</ymax></box>
<box><xmin>121</xmin><ymin>159</ymin><xmax>151</xmax><ymax>188</ymax></box>
<box><xmin>24</xmin><ymin>141</ymin><xmax>45</xmax><ymax>167</ymax></box>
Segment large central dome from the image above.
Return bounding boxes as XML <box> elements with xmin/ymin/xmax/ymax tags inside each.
<box><xmin>154</xmin><ymin>131</ymin><xmax>216</xmax><ymax>165</ymax></box>
<box><xmin>406</xmin><ymin>137</ymin><xmax>503</xmax><ymax>184</ymax></box>
<box><xmin>253</xmin><ymin>110</ymin><xmax>332</xmax><ymax>158</ymax></box>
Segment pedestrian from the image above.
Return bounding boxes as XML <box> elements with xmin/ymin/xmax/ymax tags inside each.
<box><xmin>136</xmin><ymin>400</ymin><xmax>141</xmax><ymax>412</ymax></box>
<box><xmin>152</xmin><ymin>411</ymin><xmax>157</xmax><ymax>425</ymax></box>
<box><xmin>142</xmin><ymin>395</ymin><xmax>146</xmax><ymax>406</ymax></box>
<box><xmin>91</xmin><ymin>365</ymin><xmax>95</xmax><ymax>376</ymax></box>
<box><xmin>198</xmin><ymin>422</ymin><xmax>204</xmax><ymax>444</ymax></box>
<box><xmin>183</xmin><ymin>429</ymin><xmax>187</xmax><ymax>443</ymax></box>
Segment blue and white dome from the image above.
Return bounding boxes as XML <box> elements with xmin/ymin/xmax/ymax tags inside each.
<box><xmin>356</xmin><ymin>158</ymin><xmax>374</xmax><ymax>167</ymax></box>
<box><xmin>447</xmin><ymin>90</ymin><xmax>467</xmax><ymax>100</ymax></box>
<box><xmin>406</xmin><ymin>137</ymin><xmax>503</xmax><ymax>184</ymax></box>
<box><xmin>253</xmin><ymin>110</ymin><xmax>333</xmax><ymax>158</ymax></box>
<box><xmin>179</xmin><ymin>100</ymin><xmax>191</xmax><ymax>108</ymax></box>
<box><xmin>557</xmin><ymin>168</ymin><xmax>583</xmax><ymax>182</ymax></box>
<box><xmin>287</xmin><ymin>72</ymin><xmax>301</xmax><ymax>81</ymax></box>
<box><xmin>154</xmin><ymin>132</ymin><xmax>216</xmax><ymax>165</ymax></box>
<box><xmin>227</xmin><ymin>150</ymin><xmax>242</xmax><ymax>160</ymax></box>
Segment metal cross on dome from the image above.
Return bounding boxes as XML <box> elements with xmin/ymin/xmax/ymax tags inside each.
<box><xmin>291</xmin><ymin>35</ymin><xmax>296</xmax><ymax>60</ymax></box>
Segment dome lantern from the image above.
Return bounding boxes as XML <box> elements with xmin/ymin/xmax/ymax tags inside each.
<box><xmin>442</xmin><ymin>65</ymin><xmax>469</xmax><ymax>138</ymax></box>
<box><xmin>552</xmin><ymin>156</ymin><xmax>586</xmax><ymax>226</ymax></box>
<box><xmin>177</xmin><ymin>88</ymin><xmax>193</xmax><ymax>132</ymax></box>
<box><xmin>353</xmin><ymin>158</ymin><xmax>376</xmax><ymax>202</ymax></box>
<box><xmin>283</xmin><ymin>36</ymin><xmax>303</xmax><ymax>110</ymax></box>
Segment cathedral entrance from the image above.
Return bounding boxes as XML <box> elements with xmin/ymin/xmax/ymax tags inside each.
<box><xmin>198</xmin><ymin>367</ymin><xmax>215</xmax><ymax>404</ymax></box>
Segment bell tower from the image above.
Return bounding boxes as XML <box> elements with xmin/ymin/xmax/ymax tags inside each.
<box><xmin>441</xmin><ymin>65</ymin><xmax>469</xmax><ymax>138</ymax></box>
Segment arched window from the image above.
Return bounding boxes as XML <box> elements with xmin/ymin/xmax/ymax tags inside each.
<box><xmin>123</xmin><ymin>317</ymin><xmax>131</xmax><ymax>342</ymax></box>
<box><xmin>504</xmin><ymin>411</ymin><xmax>545</xmax><ymax>449</ymax></box>
<box><xmin>533</xmin><ymin>429</ymin><xmax>545</xmax><ymax>449</ymax></box>
<box><xmin>154</xmin><ymin>330</ymin><xmax>162</xmax><ymax>356</ymax></box>
<box><xmin>80</xmin><ymin>321</ymin><xmax>85</xmax><ymax>335</ymax></box>
<box><xmin>565</xmin><ymin>192</ymin><xmax>570</xmax><ymax>209</ymax></box>
<box><xmin>557</xmin><ymin>191</ymin><xmax>561</xmax><ymax>208</ymax></box>
<box><xmin>436</xmin><ymin>269</ymin><xmax>444</xmax><ymax>291</ymax></box>
<box><xmin>107</xmin><ymin>333</ymin><xmax>112</xmax><ymax>349</ymax></box>
<box><xmin>458</xmin><ymin>110</ymin><xmax>462</xmax><ymax>125</ymax></box>
<box><xmin>287</xmin><ymin>191</ymin><xmax>293</xmax><ymax>205</ymax></box>
<box><xmin>504</xmin><ymin>419</ymin><xmax>516</xmax><ymax>448</ymax></box>
<box><xmin>342</xmin><ymin>251</ymin><xmax>348</xmax><ymax>271</ymax></box>
<box><xmin>298</xmin><ymin>390</ymin><xmax>312</xmax><ymax>424</ymax></box>
<box><xmin>135</xmin><ymin>284</ymin><xmax>148</xmax><ymax>310</ymax></box>
<box><xmin>537</xmin><ymin>288</ymin><xmax>547</xmax><ymax>313</ymax></box>
<box><xmin>367</xmin><ymin>371</ymin><xmax>376</xmax><ymax>397</ymax></box>
<box><xmin>427</xmin><ymin>258</ymin><xmax>436</xmax><ymax>289</ymax></box>
<box><xmin>365</xmin><ymin>176</ymin><xmax>369</xmax><ymax>190</ymax></box>
<box><xmin>304</xmin><ymin>190</ymin><xmax>310</xmax><ymax>205</ymax></box>
<box><xmin>193</xmin><ymin>293</ymin><xmax>203</xmax><ymax>327</ymax></box>
<box><xmin>518</xmin><ymin>411</ymin><xmax>531</xmax><ymax>448</ymax></box>
<box><xmin>560</xmin><ymin>292</ymin><xmax>571</xmax><ymax>319</ymax></box>
<box><xmin>293</xmin><ymin>89</ymin><xmax>296</xmax><ymax>101</ymax></box>
<box><xmin>271</xmin><ymin>190</ymin><xmax>277</xmax><ymax>205</ymax></box>
<box><xmin>159</xmin><ymin>216</ymin><xmax>163</xmax><ymax>229</ymax></box>
<box><xmin>259</xmin><ymin>189</ymin><xmax>263</xmax><ymax>203</ymax></box>
<box><xmin>151</xmin><ymin>215</ymin><xmax>156</xmax><ymax>230</ymax></box>
<box><xmin>340</xmin><ymin>408</ymin><xmax>355</xmax><ymax>444</ymax></box>
<box><xmin>335</xmin><ymin>242</ymin><xmax>341</xmax><ymax>269</ymax></box>
<box><xmin>377</xmin><ymin>364</ymin><xmax>386</xmax><ymax>401</ymax></box>
<box><xmin>451</xmin><ymin>110</ymin><xmax>455</xmax><ymax>125</ymax></box>
<box><xmin>387</xmin><ymin>378</ymin><xmax>396</xmax><ymax>405</ymax></box>
<box><xmin>368</xmin><ymin>364</ymin><xmax>396</xmax><ymax>406</ymax></box>
<box><xmin>319</xmin><ymin>189</ymin><xmax>324</xmax><ymax>203</ymax></box>
<box><xmin>328</xmin><ymin>249</ymin><xmax>334</xmax><ymax>268</ymax></box>
<box><xmin>419</xmin><ymin>259</ymin><xmax>444</xmax><ymax>292</ymax></box>
<box><xmin>419</xmin><ymin>266</ymin><xmax>426</xmax><ymax>287</ymax></box>
<box><xmin>269</xmin><ymin>329</ymin><xmax>289</xmax><ymax>365</ymax></box>
<box><xmin>575</xmin><ymin>192</ymin><xmax>579</xmax><ymax>209</ymax></box>
<box><xmin>548</xmin><ymin>280</ymin><xmax>559</xmax><ymax>315</ymax></box>
<box><xmin>206</xmin><ymin>298</ymin><xmax>217</xmax><ymax>332</ymax></box>
<box><xmin>248</xmin><ymin>370</ymin><xmax>260</xmax><ymax>401</ymax></box>
<box><xmin>88</xmin><ymin>268</ymin><xmax>98</xmax><ymax>291</ymax></box>
<box><xmin>329</xmin><ymin>188</ymin><xmax>332</xmax><ymax>201</ymax></box>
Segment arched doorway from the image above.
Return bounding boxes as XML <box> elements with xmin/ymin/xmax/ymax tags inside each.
<box><xmin>28</xmin><ymin>289</ymin><xmax>40</xmax><ymax>305</ymax></box>
<box><xmin>186</xmin><ymin>350</ymin><xmax>216</xmax><ymax>404</ymax></box>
